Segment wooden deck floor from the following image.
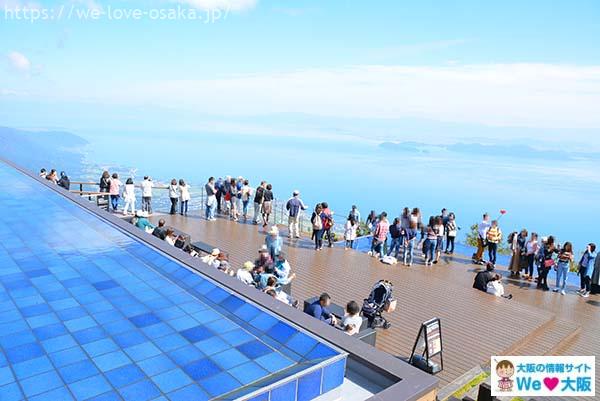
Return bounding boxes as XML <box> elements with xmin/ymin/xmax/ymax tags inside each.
<box><xmin>146</xmin><ymin>212</ymin><xmax>599</xmax><ymax>399</ymax></box>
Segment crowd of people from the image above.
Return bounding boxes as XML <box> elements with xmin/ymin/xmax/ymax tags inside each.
<box><xmin>40</xmin><ymin>167</ymin><xmax>600</xmax><ymax>302</ymax></box>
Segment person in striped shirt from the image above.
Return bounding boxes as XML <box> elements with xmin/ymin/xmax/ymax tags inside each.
<box><xmin>486</xmin><ymin>220</ymin><xmax>503</xmax><ymax>266</ymax></box>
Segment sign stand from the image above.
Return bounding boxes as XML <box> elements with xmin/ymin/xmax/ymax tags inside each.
<box><xmin>409</xmin><ymin>317</ymin><xmax>444</xmax><ymax>374</ymax></box>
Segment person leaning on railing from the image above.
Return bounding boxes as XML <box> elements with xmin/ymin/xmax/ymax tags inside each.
<box><xmin>286</xmin><ymin>190</ymin><xmax>307</xmax><ymax>239</ymax></box>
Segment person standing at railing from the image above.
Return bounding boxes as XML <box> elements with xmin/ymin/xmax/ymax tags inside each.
<box><xmin>179</xmin><ymin>179</ymin><xmax>190</xmax><ymax>216</ymax></box>
<box><xmin>205</xmin><ymin>177</ymin><xmax>217</xmax><ymax>221</ymax></box>
<box><xmin>168</xmin><ymin>179</ymin><xmax>179</xmax><ymax>215</ymax></box>
<box><xmin>99</xmin><ymin>171</ymin><xmax>110</xmax><ymax>203</ymax></box>
<box><xmin>253</xmin><ymin>181</ymin><xmax>266</xmax><ymax>225</ymax></box>
<box><xmin>312</xmin><ymin>203</ymin><xmax>324</xmax><ymax>250</ymax></box>
<box><xmin>109</xmin><ymin>173</ymin><xmax>122</xmax><ymax>212</ymax></box>
<box><xmin>348</xmin><ymin>205</ymin><xmax>361</xmax><ymax>224</ymax></box>
<box><xmin>229</xmin><ymin>177</ymin><xmax>239</xmax><ymax>222</ymax></box>
<box><xmin>240</xmin><ymin>179</ymin><xmax>252</xmax><ymax>221</ymax></box>
<box><xmin>215</xmin><ymin>177</ymin><xmax>224</xmax><ymax>214</ymax></box>
<box><xmin>141</xmin><ymin>176</ymin><xmax>153</xmax><ymax>214</ymax></box>
<box><xmin>261</xmin><ymin>184</ymin><xmax>274</xmax><ymax>227</ymax></box>
<box><xmin>123</xmin><ymin>178</ymin><xmax>136</xmax><ymax>216</ymax></box>
<box><xmin>320</xmin><ymin>202</ymin><xmax>335</xmax><ymax>248</ymax></box>
<box><xmin>344</xmin><ymin>216</ymin><xmax>359</xmax><ymax>250</ymax></box>
<box><xmin>286</xmin><ymin>190</ymin><xmax>307</xmax><ymax>239</ymax></box>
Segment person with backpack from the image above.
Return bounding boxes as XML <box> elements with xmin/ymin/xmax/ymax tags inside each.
<box><xmin>486</xmin><ymin>220</ymin><xmax>502</xmax><ymax>266</ymax></box>
<box><xmin>578</xmin><ymin>243</ymin><xmax>596</xmax><ymax>298</ymax></box>
<box><xmin>554</xmin><ymin>242</ymin><xmax>574</xmax><ymax>295</ymax></box>
<box><xmin>320</xmin><ymin>202</ymin><xmax>335</xmax><ymax>248</ymax></box>
<box><xmin>311</xmin><ymin>203</ymin><xmax>324</xmax><ymax>250</ymax></box>
<box><xmin>253</xmin><ymin>181</ymin><xmax>266</xmax><ymax>225</ymax></box>
<box><xmin>508</xmin><ymin>229</ymin><xmax>528</xmax><ymax>277</ymax></box>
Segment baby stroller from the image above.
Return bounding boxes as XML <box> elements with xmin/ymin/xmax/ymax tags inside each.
<box><xmin>361</xmin><ymin>280</ymin><xmax>396</xmax><ymax>329</ymax></box>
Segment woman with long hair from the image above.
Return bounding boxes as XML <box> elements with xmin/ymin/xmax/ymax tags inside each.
<box><xmin>538</xmin><ymin>235</ymin><xmax>559</xmax><ymax>291</ymax></box>
<box><xmin>108</xmin><ymin>173</ymin><xmax>122</xmax><ymax>212</ymax></box>
<box><xmin>509</xmin><ymin>229</ymin><xmax>528</xmax><ymax>277</ymax></box>
<box><xmin>168</xmin><ymin>179</ymin><xmax>179</xmax><ymax>215</ymax></box>
<box><xmin>554</xmin><ymin>241</ymin><xmax>574</xmax><ymax>295</ymax></box>
<box><xmin>179</xmin><ymin>179</ymin><xmax>190</xmax><ymax>216</ymax></box>
<box><xmin>123</xmin><ymin>178</ymin><xmax>136</xmax><ymax>216</ymax></box>
<box><xmin>311</xmin><ymin>203</ymin><xmax>324</xmax><ymax>250</ymax></box>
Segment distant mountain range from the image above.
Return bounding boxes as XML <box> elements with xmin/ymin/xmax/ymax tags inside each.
<box><xmin>379</xmin><ymin>141</ymin><xmax>600</xmax><ymax>161</ymax></box>
<box><xmin>0</xmin><ymin>126</ymin><xmax>88</xmax><ymax>172</ymax></box>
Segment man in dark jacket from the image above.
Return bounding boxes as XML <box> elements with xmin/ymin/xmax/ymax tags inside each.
<box><xmin>473</xmin><ymin>263</ymin><xmax>495</xmax><ymax>292</ymax></box>
<box><xmin>304</xmin><ymin>293</ymin><xmax>337</xmax><ymax>325</ymax></box>
<box><xmin>57</xmin><ymin>171</ymin><xmax>70</xmax><ymax>190</ymax></box>
<box><xmin>286</xmin><ymin>190</ymin><xmax>307</xmax><ymax>239</ymax></box>
<box><xmin>152</xmin><ymin>219</ymin><xmax>167</xmax><ymax>240</ymax></box>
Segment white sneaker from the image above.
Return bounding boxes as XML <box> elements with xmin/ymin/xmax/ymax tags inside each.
<box><xmin>560</xmin><ymin>290</ymin><xmax>566</xmax><ymax>295</ymax></box>
<box><xmin>581</xmin><ymin>292</ymin><xmax>590</xmax><ymax>298</ymax></box>
<box><xmin>553</xmin><ymin>288</ymin><xmax>560</xmax><ymax>292</ymax></box>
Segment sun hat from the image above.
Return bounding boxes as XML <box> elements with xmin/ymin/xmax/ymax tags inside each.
<box><xmin>243</xmin><ymin>261</ymin><xmax>254</xmax><ymax>270</ymax></box>
<box><xmin>268</xmin><ymin>226</ymin><xmax>279</xmax><ymax>235</ymax></box>
<box><xmin>210</xmin><ymin>248</ymin><xmax>220</xmax><ymax>256</ymax></box>
<box><xmin>259</xmin><ymin>245</ymin><xmax>268</xmax><ymax>252</ymax></box>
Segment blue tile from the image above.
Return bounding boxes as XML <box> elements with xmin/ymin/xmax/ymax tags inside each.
<box><xmin>255</xmin><ymin>352</ymin><xmax>295</xmax><ymax>373</ymax></box>
<box><xmin>103</xmin><ymin>319</ymin><xmax>135</xmax><ymax>336</ymax></box>
<box><xmin>69</xmin><ymin>374</ymin><xmax>112</xmax><ymax>400</ymax></box>
<box><xmin>113</xmin><ymin>330</ymin><xmax>147</xmax><ymax>348</ymax></box>
<box><xmin>128</xmin><ymin>313</ymin><xmax>161</xmax><ymax>328</ymax></box>
<box><xmin>211</xmin><ymin>348</ymin><xmax>250</xmax><ymax>370</ymax></box>
<box><xmin>20</xmin><ymin>303</ymin><xmax>51</xmax><ymax>317</ymax></box>
<box><xmin>194</xmin><ymin>336</ymin><xmax>230</xmax><ymax>356</ymax></box>
<box><xmin>56</xmin><ymin>307</ymin><xmax>88</xmax><ymax>321</ymax></box>
<box><xmin>204</xmin><ymin>318</ymin><xmax>238</xmax><ymax>334</ymax></box>
<box><xmin>249</xmin><ymin>312</ymin><xmax>279</xmax><ymax>332</ymax></box>
<box><xmin>267</xmin><ymin>322</ymin><xmax>297</xmax><ymax>344</ymax></box>
<box><xmin>29</xmin><ymin>385</ymin><xmax>75</xmax><ymax>401</ymax></box>
<box><xmin>167</xmin><ymin>384</ymin><xmax>209</xmax><ymax>401</ymax></box>
<box><xmin>0</xmin><ymin>366</ymin><xmax>14</xmax><ymax>386</ymax></box>
<box><xmin>42</xmin><ymin>333</ymin><xmax>77</xmax><ymax>353</ymax></box>
<box><xmin>179</xmin><ymin>326</ymin><xmax>215</xmax><ymax>343</ymax></box>
<box><xmin>247</xmin><ymin>392</ymin><xmax>269</xmax><ymax>401</ymax></box>
<box><xmin>219</xmin><ymin>295</ymin><xmax>245</xmax><ymax>311</ymax></box>
<box><xmin>72</xmin><ymin>326</ymin><xmax>107</xmax><ymax>345</ymax></box>
<box><xmin>93</xmin><ymin>350</ymin><xmax>131</xmax><ymax>372</ymax></box>
<box><xmin>151</xmin><ymin>368</ymin><xmax>192</xmax><ymax>393</ymax></box>
<box><xmin>27</xmin><ymin>312</ymin><xmax>60</xmax><ymax>329</ymax></box>
<box><xmin>228</xmin><ymin>361</ymin><xmax>268</xmax><ymax>385</ymax></box>
<box><xmin>25</xmin><ymin>269</ymin><xmax>51</xmax><ymax>278</ymax></box>
<box><xmin>167</xmin><ymin>316</ymin><xmax>200</xmax><ymax>331</ymax></box>
<box><xmin>236</xmin><ymin>340</ymin><xmax>272</xmax><ymax>360</ymax></box>
<box><xmin>271</xmin><ymin>380</ymin><xmax>297</xmax><ymax>401</ymax></box>
<box><xmin>306</xmin><ymin>343</ymin><xmax>337</xmax><ymax>361</ymax></box>
<box><xmin>58</xmin><ymin>359</ymin><xmax>99</xmax><ymax>384</ymax></box>
<box><xmin>20</xmin><ymin>370</ymin><xmax>64</xmax><ymax>398</ymax></box>
<box><xmin>153</xmin><ymin>333</ymin><xmax>187</xmax><ymax>353</ymax></box>
<box><xmin>104</xmin><ymin>364</ymin><xmax>145</xmax><ymax>388</ymax></box>
<box><xmin>221</xmin><ymin>328</ymin><xmax>254</xmax><ymax>347</ymax></box>
<box><xmin>198</xmin><ymin>371</ymin><xmax>240</xmax><ymax>397</ymax></box>
<box><xmin>123</xmin><ymin>341</ymin><xmax>161</xmax><ymax>362</ymax></box>
<box><xmin>64</xmin><ymin>316</ymin><xmax>97</xmax><ymax>332</ymax></box>
<box><xmin>0</xmin><ymin>329</ymin><xmax>36</xmax><ymax>349</ymax></box>
<box><xmin>83</xmin><ymin>338</ymin><xmax>119</xmax><ymax>358</ymax></box>
<box><xmin>5</xmin><ymin>341</ymin><xmax>45</xmax><ymax>364</ymax></box>
<box><xmin>137</xmin><ymin>354</ymin><xmax>176</xmax><ymax>376</ymax></box>
<box><xmin>87</xmin><ymin>391</ymin><xmax>121</xmax><ymax>401</ymax></box>
<box><xmin>140</xmin><ymin>322</ymin><xmax>173</xmax><ymax>339</ymax></box>
<box><xmin>168</xmin><ymin>345</ymin><xmax>204</xmax><ymax>366</ymax></box>
<box><xmin>119</xmin><ymin>379</ymin><xmax>161</xmax><ymax>401</ymax></box>
<box><xmin>322</xmin><ymin>358</ymin><xmax>346</xmax><ymax>393</ymax></box>
<box><xmin>12</xmin><ymin>355</ymin><xmax>53</xmax><ymax>380</ymax></box>
<box><xmin>49</xmin><ymin>346</ymin><xmax>88</xmax><ymax>368</ymax></box>
<box><xmin>92</xmin><ymin>280</ymin><xmax>119</xmax><ymax>291</ymax></box>
<box><xmin>286</xmin><ymin>332</ymin><xmax>319</xmax><ymax>357</ymax></box>
<box><xmin>0</xmin><ymin>382</ymin><xmax>23</xmax><ymax>401</ymax></box>
<box><xmin>33</xmin><ymin>322</ymin><xmax>68</xmax><ymax>341</ymax></box>
<box><xmin>298</xmin><ymin>369</ymin><xmax>322</xmax><ymax>401</ymax></box>
<box><xmin>182</xmin><ymin>358</ymin><xmax>221</xmax><ymax>381</ymax></box>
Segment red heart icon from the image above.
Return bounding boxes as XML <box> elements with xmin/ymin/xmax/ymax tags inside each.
<box><xmin>544</xmin><ymin>377</ymin><xmax>559</xmax><ymax>391</ymax></box>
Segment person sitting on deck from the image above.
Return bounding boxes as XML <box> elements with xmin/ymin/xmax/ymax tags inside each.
<box><xmin>265</xmin><ymin>226</ymin><xmax>283</xmax><ymax>261</ymax></box>
<box><xmin>237</xmin><ymin>261</ymin><xmax>256</xmax><ymax>286</ymax></box>
<box><xmin>174</xmin><ymin>234</ymin><xmax>187</xmax><ymax>249</ymax></box>
<box><xmin>473</xmin><ymin>263</ymin><xmax>496</xmax><ymax>292</ymax></box>
<box><xmin>201</xmin><ymin>248</ymin><xmax>220</xmax><ymax>266</ymax></box>
<box><xmin>46</xmin><ymin>169</ymin><xmax>58</xmax><ymax>184</ymax></box>
<box><xmin>486</xmin><ymin>274</ymin><xmax>513</xmax><ymax>299</ymax></box>
<box><xmin>304</xmin><ymin>293</ymin><xmax>337</xmax><ymax>326</ymax></box>
<box><xmin>165</xmin><ymin>228</ymin><xmax>177</xmax><ymax>246</ymax></box>
<box><xmin>274</xmin><ymin>252</ymin><xmax>296</xmax><ymax>285</ymax></box>
<box><xmin>39</xmin><ymin>168</ymin><xmax>47</xmax><ymax>178</ymax></box>
<box><xmin>134</xmin><ymin>210</ymin><xmax>155</xmax><ymax>233</ymax></box>
<box><xmin>215</xmin><ymin>252</ymin><xmax>234</xmax><ymax>276</ymax></box>
<box><xmin>342</xmin><ymin>300</ymin><xmax>362</xmax><ymax>335</ymax></box>
<box><xmin>152</xmin><ymin>219</ymin><xmax>167</xmax><ymax>240</ymax></box>
<box><xmin>57</xmin><ymin>171</ymin><xmax>70</xmax><ymax>190</ymax></box>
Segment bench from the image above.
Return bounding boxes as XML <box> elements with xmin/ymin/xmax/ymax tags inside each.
<box><xmin>191</xmin><ymin>240</ymin><xmax>216</xmax><ymax>255</ymax></box>
<box><xmin>303</xmin><ymin>297</ymin><xmax>374</xmax><ymax>345</ymax></box>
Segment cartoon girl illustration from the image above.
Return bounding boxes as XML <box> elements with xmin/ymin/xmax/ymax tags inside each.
<box><xmin>496</xmin><ymin>360</ymin><xmax>515</xmax><ymax>392</ymax></box>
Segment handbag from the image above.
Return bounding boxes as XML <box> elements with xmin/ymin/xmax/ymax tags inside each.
<box><xmin>544</xmin><ymin>259</ymin><xmax>555</xmax><ymax>269</ymax></box>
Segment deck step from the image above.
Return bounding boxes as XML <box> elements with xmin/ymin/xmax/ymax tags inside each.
<box><xmin>504</xmin><ymin>318</ymin><xmax>580</xmax><ymax>356</ymax></box>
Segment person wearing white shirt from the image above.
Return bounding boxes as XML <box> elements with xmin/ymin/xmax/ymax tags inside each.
<box><xmin>122</xmin><ymin>178</ymin><xmax>136</xmax><ymax>216</ymax></box>
<box><xmin>341</xmin><ymin>301</ymin><xmax>362</xmax><ymax>335</ymax></box>
<box><xmin>141</xmin><ymin>176</ymin><xmax>153</xmax><ymax>214</ymax></box>
<box><xmin>236</xmin><ymin>261</ymin><xmax>255</xmax><ymax>286</ymax></box>
<box><xmin>179</xmin><ymin>179</ymin><xmax>191</xmax><ymax>216</ymax></box>
<box><xmin>473</xmin><ymin>213</ymin><xmax>491</xmax><ymax>264</ymax></box>
<box><xmin>486</xmin><ymin>274</ymin><xmax>513</xmax><ymax>299</ymax></box>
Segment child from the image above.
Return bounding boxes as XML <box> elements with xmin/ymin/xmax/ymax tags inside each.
<box><xmin>344</xmin><ymin>216</ymin><xmax>358</xmax><ymax>250</ymax></box>
<box><xmin>341</xmin><ymin>301</ymin><xmax>362</xmax><ymax>335</ymax></box>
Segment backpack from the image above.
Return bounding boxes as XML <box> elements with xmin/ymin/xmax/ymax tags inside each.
<box><xmin>312</xmin><ymin>213</ymin><xmax>323</xmax><ymax>230</ymax></box>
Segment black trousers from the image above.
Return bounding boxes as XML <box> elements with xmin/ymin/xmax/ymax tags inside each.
<box><xmin>445</xmin><ymin>236</ymin><xmax>455</xmax><ymax>253</ymax></box>
<box><xmin>170</xmin><ymin>197</ymin><xmax>178</xmax><ymax>215</ymax></box>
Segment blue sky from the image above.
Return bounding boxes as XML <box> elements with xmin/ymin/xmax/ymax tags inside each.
<box><xmin>1</xmin><ymin>0</ymin><xmax>599</xmax><ymax>144</ymax></box>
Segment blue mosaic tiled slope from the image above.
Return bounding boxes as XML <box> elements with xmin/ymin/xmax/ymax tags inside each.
<box><xmin>0</xmin><ymin>162</ymin><xmax>346</xmax><ymax>401</ymax></box>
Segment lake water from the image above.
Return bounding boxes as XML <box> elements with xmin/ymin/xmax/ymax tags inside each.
<box><xmin>70</xmin><ymin>130</ymin><xmax>600</xmax><ymax>255</ymax></box>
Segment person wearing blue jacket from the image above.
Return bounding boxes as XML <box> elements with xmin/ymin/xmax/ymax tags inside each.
<box><xmin>286</xmin><ymin>190</ymin><xmax>307</xmax><ymax>239</ymax></box>
<box><xmin>304</xmin><ymin>293</ymin><xmax>337</xmax><ymax>325</ymax></box>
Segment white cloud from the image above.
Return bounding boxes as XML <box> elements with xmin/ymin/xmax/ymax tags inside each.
<box><xmin>176</xmin><ymin>0</ymin><xmax>256</xmax><ymax>11</ymax></box>
<box><xmin>88</xmin><ymin>63</ymin><xmax>600</xmax><ymax>129</ymax></box>
<box><xmin>6</xmin><ymin>51</ymin><xmax>31</xmax><ymax>72</ymax></box>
